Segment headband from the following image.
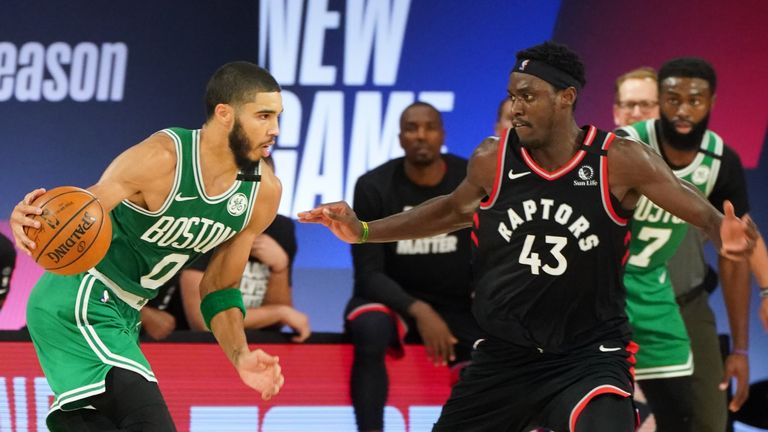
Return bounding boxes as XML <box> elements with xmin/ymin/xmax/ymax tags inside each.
<box><xmin>513</xmin><ymin>58</ymin><xmax>582</xmax><ymax>90</ymax></box>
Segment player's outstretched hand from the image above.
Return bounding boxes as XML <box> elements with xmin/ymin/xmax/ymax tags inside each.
<box><xmin>9</xmin><ymin>188</ymin><xmax>46</xmax><ymax>256</ymax></box>
<box><xmin>719</xmin><ymin>200</ymin><xmax>757</xmax><ymax>260</ymax></box>
<box><xmin>297</xmin><ymin>201</ymin><xmax>363</xmax><ymax>244</ymax></box>
<box><xmin>236</xmin><ymin>349</ymin><xmax>284</xmax><ymax>400</ymax></box>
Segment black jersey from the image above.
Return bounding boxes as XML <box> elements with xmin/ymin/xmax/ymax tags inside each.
<box><xmin>472</xmin><ymin>126</ymin><xmax>633</xmax><ymax>353</ymax></box>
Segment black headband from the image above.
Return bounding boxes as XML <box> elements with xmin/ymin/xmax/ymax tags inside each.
<box><xmin>513</xmin><ymin>58</ymin><xmax>582</xmax><ymax>90</ymax></box>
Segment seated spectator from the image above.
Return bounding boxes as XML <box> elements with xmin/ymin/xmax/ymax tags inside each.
<box><xmin>141</xmin><ymin>213</ymin><xmax>309</xmax><ymax>341</ymax></box>
<box><xmin>346</xmin><ymin>101</ymin><xmax>484</xmax><ymax>432</ymax></box>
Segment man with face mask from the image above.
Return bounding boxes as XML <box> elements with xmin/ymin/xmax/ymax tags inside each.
<box><xmin>617</xmin><ymin>57</ymin><xmax>752</xmax><ymax>431</ymax></box>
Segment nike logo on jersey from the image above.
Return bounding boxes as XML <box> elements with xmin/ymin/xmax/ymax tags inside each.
<box><xmin>508</xmin><ymin>169</ymin><xmax>531</xmax><ymax>180</ymax></box>
<box><xmin>599</xmin><ymin>345</ymin><xmax>621</xmax><ymax>352</ymax></box>
<box><xmin>174</xmin><ymin>193</ymin><xmax>197</xmax><ymax>202</ymax></box>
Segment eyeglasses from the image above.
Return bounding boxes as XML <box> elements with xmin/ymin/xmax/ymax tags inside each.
<box><xmin>615</xmin><ymin>100</ymin><xmax>658</xmax><ymax>111</ymax></box>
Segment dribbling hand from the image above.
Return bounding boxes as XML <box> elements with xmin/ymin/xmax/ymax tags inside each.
<box><xmin>9</xmin><ymin>188</ymin><xmax>46</xmax><ymax>256</ymax></box>
<box><xmin>236</xmin><ymin>349</ymin><xmax>284</xmax><ymax>400</ymax></box>
<box><xmin>297</xmin><ymin>201</ymin><xmax>363</xmax><ymax>244</ymax></box>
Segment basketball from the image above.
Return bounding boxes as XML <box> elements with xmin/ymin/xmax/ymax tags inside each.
<box><xmin>23</xmin><ymin>186</ymin><xmax>112</xmax><ymax>275</ymax></box>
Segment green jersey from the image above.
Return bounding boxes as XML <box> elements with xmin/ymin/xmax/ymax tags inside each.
<box><xmin>27</xmin><ymin>127</ymin><xmax>262</xmax><ymax>413</ymax></box>
<box><xmin>621</xmin><ymin>119</ymin><xmax>723</xmax><ymax>273</ymax></box>
<box><xmin>90</xmin><ymin>127</ymin><xmax>260</xmax><ymax>307</ymax></box>
<box><xmin>619</xmin><ymin>119</ymin><xmax>723</xmax><ymax>375</ymax></box>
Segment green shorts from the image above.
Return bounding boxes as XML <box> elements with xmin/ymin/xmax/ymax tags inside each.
<box><xmin>624</xmin><ymin>267</ymin><xmax>693</xmax><ymax>380</ymax></box>
<box><xmin>26</xmin><ymin>272</ymin><xmax>156</xmax><ymax>412</ymax></box>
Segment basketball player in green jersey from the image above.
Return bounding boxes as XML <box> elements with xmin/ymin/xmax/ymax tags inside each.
<box><xmin>617</xmin><ymin>57</ymin><xmax>753</xmax><ymax>431</ymax></box>
<box><xmin>9</xmin><ymin>62</ymin><xmax>284</xmax><ymax>431</ymax></box>
<box><xmin>618</xmin><ymin>118</ymin><xmax>726</xmax><ymax>430</ymax></box>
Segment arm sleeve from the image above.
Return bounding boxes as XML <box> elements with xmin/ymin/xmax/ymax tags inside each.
<box><xmin>708</xmin><ymin>146</ymin><xmax>750</xmax><ymax>217</ymax></box>
<box><xmin>351</xmin><ymin>176</ymin><xmax>417</xmax><ymax>315</ymax></box>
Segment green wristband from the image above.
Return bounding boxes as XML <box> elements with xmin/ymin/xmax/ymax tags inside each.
<box><xmin>200</xmin><ymin>288</ymin><xmax>246</xmax><ymax>330</ymax></box>
<box><xmin>359</xmin><ymin>221</ymin><xmax>369</xmax><ymax>244</ymax></box>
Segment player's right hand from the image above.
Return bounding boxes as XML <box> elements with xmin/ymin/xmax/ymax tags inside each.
<box><xmin>297</xmin><ymin>201</ymin><xmax>363</xmax><ymax>244</ymax></box>
<box><xmin>9</xmin><ymin>188</ymin><xmax>46</xmax><ymax>256</ymax></box>
<box><xmin>236</xmin><ymin>349</ymin><xmax>284</xmax><ymax>400</ymax></box>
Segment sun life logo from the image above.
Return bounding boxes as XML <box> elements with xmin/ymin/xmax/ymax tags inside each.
<box><xmin>578</xmin><ymin>165</ymin><xmax>594</xmax><ymax>181</ymax></box>
<box><xmin>574</xmin><ymin>165</ymin><xmax>598</xmax><ymax>186</ymax></box>
<box><xmin>227</xmin><ymin>193</ymin><xmax>248</xmax><ymax>216</ymax></box>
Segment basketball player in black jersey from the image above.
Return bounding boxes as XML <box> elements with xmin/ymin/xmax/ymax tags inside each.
<box><xmin>299</xmin><ymin>41</ymin><xmax>755</xmax><ymax>431</ymax></box>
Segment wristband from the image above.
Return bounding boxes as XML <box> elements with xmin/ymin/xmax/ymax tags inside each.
<box><xmin>760</xmin><ymin>288</ymin><xmax>768</xmax><ymax>298</ymax></box>
<box><xmin>732</xmin><ymin>348</ymin><xmax>748</xmax><ymax>356</ymax></box>
<box><xmin>200</xmin><ymin>288</ymin><xmax>246</xmax><ymax>331</ymax></box>
<box><xmin>359</xmin><ymin>221</ymin><xmax>370</xmax><ymax>244</ymax></box>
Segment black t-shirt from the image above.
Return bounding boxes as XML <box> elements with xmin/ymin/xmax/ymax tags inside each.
<box><xmin>351</xmin><ymin>154</ymin><xmax>473</xmax><ymax>315</ymax></box>
<box><xmin>146</xmin><ymin>214</ymin><xmax>297</xmax><ymax>330</ymax></box>
<box><xmin>702</xmin><ymin>145</ymin><xmax>749</xmax><ymax>216</ymax></box>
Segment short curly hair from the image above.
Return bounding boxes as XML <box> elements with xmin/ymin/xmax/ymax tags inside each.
<box><xmin>205</xmin><ymin>61</ymin><xmax>281</xmax><ymax>119</ymax></box>
<box><xmin>658</xmin><ymin>57</ymin><xmax>716</xmax><ymax>93</ymax></box>
<box><xmin>515</xmin><ymin>41</ymin><xmax>586</xmax><ymax>90</ymax></box>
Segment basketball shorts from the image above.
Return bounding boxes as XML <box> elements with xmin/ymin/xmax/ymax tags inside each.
<box><xmin>26</xmin><ymin>272</ymin><xmax>156</xmax><ymax>412</ymax></box>
<box><xmin>624</xmin><ymin>267</ymin><xmax>693</xmax><ymax>379</ymax></box>
<box><xmin>433</xmin><ymin>337</ymin><xmax>636</xmax><ymax>431</ymax></box>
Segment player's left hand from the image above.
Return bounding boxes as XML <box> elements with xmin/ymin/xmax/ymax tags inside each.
<box><xmin>720</xmin><ymin>352</ymin><xmax>749</xmax><ymax>412</ymax></box>
<box><xmin>719</xmin><ymin>201</ymin><xmax>757</xmax><ymax>260</ymax></box>
<box><xmin>236</xmin><ymin>349</ymin><xmax>284</xmax><ymax>400</ymax></box>
<box><xmin>297</xmin><ymin>201</ymin><xmax>363</xmax><ymax>244</ymax></box>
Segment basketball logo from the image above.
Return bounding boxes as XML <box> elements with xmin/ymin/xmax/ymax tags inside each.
<box><xmin>227</xmin><ymin>193</ymin><xmax>248</xmax><ymax>216</ymax></box>
<box><xmin>24</xmin><ymin>186</ymin><xmax>112</xmax><ymax>275</ymax></box>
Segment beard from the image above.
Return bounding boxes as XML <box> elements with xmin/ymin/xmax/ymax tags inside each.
<box><xmin>228</xmin><ymin>119</ymin><xmax>258</xmax><ymax>172</ymax></box>
<box><xmin>659</xmin><ymin>113</ymin><xmax>710</xmax><ymax>151</ymax></box>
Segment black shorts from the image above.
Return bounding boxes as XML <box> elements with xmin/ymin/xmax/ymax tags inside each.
<box><xmin>433</xmin><ymin>337</ymin><xmax>636</xmax><ymax>432</ymax></box>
